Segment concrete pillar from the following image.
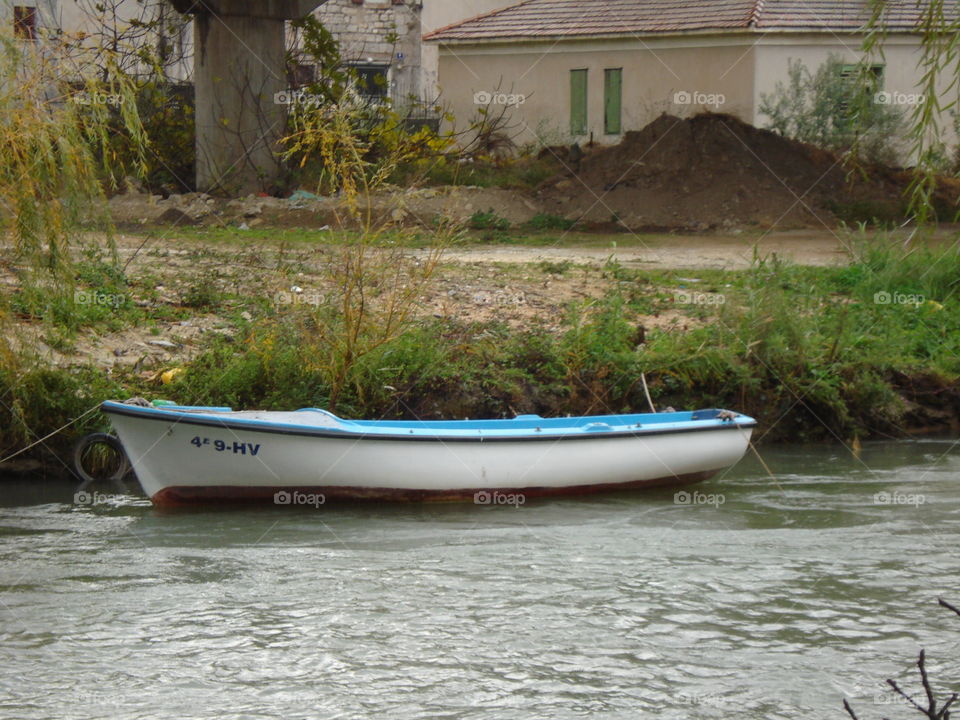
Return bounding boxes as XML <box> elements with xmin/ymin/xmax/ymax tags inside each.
<box><xmin>169</xmin><ymin>1</ymin><xmax>325</xmax><ymax>195</ymax></box>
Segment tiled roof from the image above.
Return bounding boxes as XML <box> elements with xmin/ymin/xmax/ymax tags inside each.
<box><xmin>754</xmin><ymin>1</ymin><xmax>947</xmax><ymax>30</ymax></box>
<box><xmin>424</xmin><ymin>0</ymin><xmax>953</xmax><ymax>42</ymax></box>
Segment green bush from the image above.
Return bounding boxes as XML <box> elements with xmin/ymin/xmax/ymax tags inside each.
<box><xmin>181</xmin><ymin>281</ymin><xmax>222</xmax><ymax>310</ymax></box>
<box><xmin>525</xmin><ymin>213</ymin><xmax>575</xmax><ymax>231</ymax></box>
<box><xmin>538</xmin><ymin>260</ymin><xmax>574</xmax><ymax>275</ymax></box>
<box><xmin>468</xmin><ymin>208</ymin><xmax>510</xmax><ymax>231</ymax></box>
<box><xmin>0</xmin><ymin>362</ymin><xmax>125</xmax><ymax>457</ymax></box>
<box><xmin>759</xmin><ymin>55</ymin><xmax>906</xmax><ymax>165</ymax></box>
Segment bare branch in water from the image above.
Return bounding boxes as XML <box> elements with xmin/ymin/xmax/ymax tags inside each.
<box><xmin>843</xmin><ymin>599</ymin><xmax>959</xmax><ymax>719</ymax></box>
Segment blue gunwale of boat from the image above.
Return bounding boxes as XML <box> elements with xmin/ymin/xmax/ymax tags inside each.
<box><xmin>101</xmin><ymin>401</ymin><xmax>757</xmax><ymax>443</ymax></box>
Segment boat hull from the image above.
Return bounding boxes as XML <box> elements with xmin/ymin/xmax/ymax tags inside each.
<box><xmin>103</xmin><ymin>404</ymin><xmax>754</xmax><ymax>506</ymax></box>
<box><xmin>150</xmin><ymin>470</ymin><xmax>722</xmax><ymax>506</ymax></box>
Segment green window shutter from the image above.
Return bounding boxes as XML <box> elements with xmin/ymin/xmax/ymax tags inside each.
<box><xmin>604</xmin><ymin>68</ymin><xmax>622</xmax><ymax>135</ymax></box>
<box><xmin>570</xmin><ymin>69</ymin><xmax>587</xmax><ymax>136</ymax></box>
<box><xmin>838</xmin><ymin>63</ymin><xmax>884</xmax><ymax>114</ymax></box>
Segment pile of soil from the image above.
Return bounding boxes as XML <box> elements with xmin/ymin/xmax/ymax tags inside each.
<box><xmin>536</xmin><ymin>113</ymin><xmax>960</xmax><ymax>231</ymax></box>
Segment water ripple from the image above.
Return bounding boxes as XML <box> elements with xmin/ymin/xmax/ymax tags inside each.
<box><xmin>1</xmin><ymin>440</ymin><xmax>959</xmax><ymax>718</ymax></box>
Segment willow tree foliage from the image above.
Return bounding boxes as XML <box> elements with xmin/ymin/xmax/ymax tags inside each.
<box><xmin>0</xmin><ymin>23</ymin><xmax>147</xmax><ymax>380</ymax></box>
<box><xmin>863</xmin><ymin>0</ymin><xmax>960</xmax><ymax>222</ymax></box>
<box><xmin>0</xmin><ymin>42</ymin><xmax>146</xmax><ymax>273</ymax></box>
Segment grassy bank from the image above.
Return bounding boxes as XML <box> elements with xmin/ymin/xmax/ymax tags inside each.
<box><xmin>168</xmin><ymin>241</ymin><xmax>960</xmax><ymax>439</ymax></box>
<box><xmin>2</xmin><ymin>236</ymin><xmax>959</xmax><ymax>474</ymax></box>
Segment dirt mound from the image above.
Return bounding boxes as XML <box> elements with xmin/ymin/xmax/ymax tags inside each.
<box><xmin>536</xmin><ymin>113</ymin><xmax>956</xmax><ymax>231</ymax></box>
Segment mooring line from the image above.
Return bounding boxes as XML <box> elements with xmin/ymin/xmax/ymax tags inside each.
<box><xmin>748</xmin><ymin>439</ymin><xmax>784</xmax><ymax>495</ymax></box>
<box><xmin>0</xmin><ymin>403</ymin><xmax>102</xmax><ymax>464</ymax></box>
<box><xmin>640</xmin><ymin>372</ymin><xmax>657</xmax><ymax>413</ymax></box>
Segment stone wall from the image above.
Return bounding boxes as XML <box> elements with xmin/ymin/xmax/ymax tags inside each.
<box><xmin>313</xmin><ymin>0</ymin><xmax>423</xmax><ymax>105</ymax></box>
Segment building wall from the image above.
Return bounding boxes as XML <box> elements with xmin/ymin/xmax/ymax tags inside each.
<box><xmin>313</xmin><ymin>0</ymin><xmax>422</xmax><ymax>104</ymax></box>
<box><xmin>434</xmin><ymin>36</ymin><xmax>756</xmax><ymax>147</ymax></box>
<box><xmin>419</xmin><ymin>0</ymin><xmax>515</xmax><ymax>101</ymax></box>
<box><xmin>435</xmin><ymin>32</ymin><xmax>960</xmax><ymax>159</ymax></box>
<box><xmin>752</xmin><ymin>34</ymin><xmax>960</xmax><ymax>154</ymax></box>
<box><xmin>1</xmin><ymin>0</ymin><xmax>192</xmax><ymax>81</ymax></box>
<box><xmin>2</xmin><ymin>0</ymin><xmax>511</xmax><ymax>103</ymax></box>
<box><xmin>1</xmin><ymin>0</ymin><xmax>57</xmax><ymax>36</ymax></box>
<box><xmin>312</xmin><ymin>0</ymin><xmax>513</xmax><ymax>105</ymax></box>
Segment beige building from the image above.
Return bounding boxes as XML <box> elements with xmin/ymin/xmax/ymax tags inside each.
<box><xmin>426</xmin><ymin>0</ymin><xmax>960</xmax><ymax>155</ymax></box>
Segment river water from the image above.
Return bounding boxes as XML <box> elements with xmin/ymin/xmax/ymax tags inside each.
<box><xmin>1</xmin><ymin>439</ymin><xmax>959</xmax><ymax>719</ymax></box>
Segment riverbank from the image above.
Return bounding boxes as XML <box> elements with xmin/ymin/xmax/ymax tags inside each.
<box><xmin>2</xmin><ymin>224</ymin><xmax>959</xmax><ymax>479</ymax></box>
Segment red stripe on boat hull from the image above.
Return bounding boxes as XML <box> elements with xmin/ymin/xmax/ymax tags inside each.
<box><xmin>149</xmin><ymin>469</ymin><xmax>722</xmax><ymax>507</ymax></box>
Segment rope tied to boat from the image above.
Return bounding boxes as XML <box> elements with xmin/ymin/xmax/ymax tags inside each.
<box><xmin>0</xmin><ymin>400</ymin><xmax>137</xmax><ymax>492</ymax></box>
<box><xmin>640</xmin><ymin>372</ymin><xmax>656</xmax><ymax>413</ymax></box>
<box><xmin>0</xmin><ymin>403</ymin><xmax>103</xmax><ymax>465</ymax></box>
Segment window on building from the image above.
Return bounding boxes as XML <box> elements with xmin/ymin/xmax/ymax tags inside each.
<box><xmin>13</xmin><ymin>6</ymin><xmax>37</xmax><ymax>40</ymax></box>
<box><xmin>351</xmin><ymin>64</ymin><xmax>389</xmax><ymax>100</ymax></box>
<box><xmin>838</xmin><ymin>63</ymin><xmax>884</xmax><ymax>113</ymax></box>
<box><xmin>604</xmin><ymin>68</ymin><xmax>622</xmax><ymax>135</ymax></box>
<box><xmin>839</xmin><ymin>63</ymin><xmax>884</xmax><ymax>86</ymax></box>
<box><xmin>570</xmin><ymin>69</ymin><xmax>587</xmax><ymax>136</ymax></box>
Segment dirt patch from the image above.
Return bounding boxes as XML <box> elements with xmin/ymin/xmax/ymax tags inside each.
<box><xmin>10</xmin><ymin>317</ymin><xmax>226</xmax><ymax>372</ymax></box>
<box><xmin>108</xmin><ymin>185</ymin><xmax>542</xmax><ymax>231</ymax></box>
<box><xmin>10</xmin><ymin>231</ymin><xmax>728</xmax><ymax>371</ymax></box>
<box><xmin>439</xmin><ymin>229</ymin><xmax>853</xmax><ymax>270</ymax></box>
<box><xmin>536</xmin><ymin>113</ymin><xmax>960</xmax><ymax>231</ymax></box>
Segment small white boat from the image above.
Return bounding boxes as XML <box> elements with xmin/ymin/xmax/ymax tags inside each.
<box><xmin>101</xmin><ymin>400</ymin><xmax>756</xmax><ymax>506</ymax></box>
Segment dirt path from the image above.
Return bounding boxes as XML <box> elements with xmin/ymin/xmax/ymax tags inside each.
<box><xmin>441</xmin><ymin>230</ymin><xmax>853</xmax><ymax>270</ymax></box>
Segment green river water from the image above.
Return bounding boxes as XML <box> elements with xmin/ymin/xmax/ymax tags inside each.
<box><xmin>1</xmin><ymin>439</ymin><xmax>959</xmax><ymax>719</ymax></box>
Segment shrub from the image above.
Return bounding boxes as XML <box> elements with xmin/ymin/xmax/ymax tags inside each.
<box><xmin>469</xmin><ymin>209</ymin><xmax>510</xmax><ymax>231</ymax></box>
<box><xmin>759</xmin><ymin>55</ymin><xmax>906</xmax><ymax>165</ymax></box>
<box><xmin>525</xmin><ymin>213</ymin><xmax>575</xmax><ymax>231</ymax></box>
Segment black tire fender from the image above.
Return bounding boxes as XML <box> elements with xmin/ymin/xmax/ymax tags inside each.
<box><xmin>73</xmin><ymin>433</ymin><xmax>131</xmax><ymax>493</ymax></box>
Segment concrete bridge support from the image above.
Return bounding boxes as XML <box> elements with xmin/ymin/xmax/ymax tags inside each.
<box><xmin>168</xmin><ymin>1</ymin><xmax>325</xmax><ymax>194</ymax></box>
